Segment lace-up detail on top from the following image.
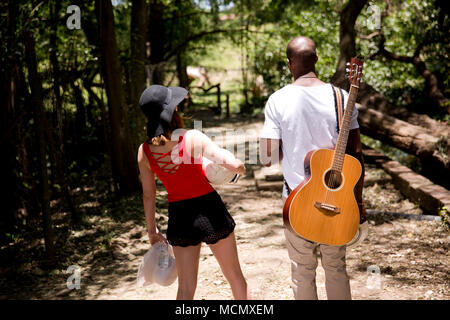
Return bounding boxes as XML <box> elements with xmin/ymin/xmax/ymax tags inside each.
<box><xmin>150</xmin><ymin>151</ymin><xmax>180</xmax><ymax>174</ymax></box>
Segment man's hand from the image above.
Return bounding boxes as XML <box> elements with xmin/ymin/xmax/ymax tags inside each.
<box><xmin>346</xmin><ymin>129</ymin><xmax>366</xmax><ymax>225</ymax></box>
<box><xmin>233</xmin><ymin>159</ymin><xmax>246</xmax><ymax>175</ymax></box>
<box><xmin>358</xmin><ymin>202</ymin><xmax>367</xmax><ymax>224</ymax></box>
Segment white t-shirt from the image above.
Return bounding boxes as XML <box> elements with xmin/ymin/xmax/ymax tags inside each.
<box><xmin>260</xmin><ymin>83</ymin><xmax>359</xmax><ymax>197</ymax></box>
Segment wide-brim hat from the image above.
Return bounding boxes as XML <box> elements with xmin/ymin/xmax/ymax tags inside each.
<box><xmin>139</xmin><ymin>85</ymin><xmax>188</xmax><ymax>138</ymax></box>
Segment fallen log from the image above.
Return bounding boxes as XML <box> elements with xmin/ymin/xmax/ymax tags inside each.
<box><xmin>357</xmin><ymin>83</ymin><xmax>450</xmax><ymax>136</ymax></box>
<box><xmin>366</xmin><ymin>210</ymin><xmax>442</xmax><ymax>222</ymax></box>
<box><xmin>333</xmin><ymin>76</ymin><xmax>450</xmax><ymax>137</ymax></box>
<box><xmin>356</xmin><ymin>103</ymin><xmax>449</xmax><ymax>174</ymax></box>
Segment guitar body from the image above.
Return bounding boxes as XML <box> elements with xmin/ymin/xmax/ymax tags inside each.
<box><xmin>283</xmin><ymin>149</ymin><xmax>362</xmax><ymax>246</ymax></box>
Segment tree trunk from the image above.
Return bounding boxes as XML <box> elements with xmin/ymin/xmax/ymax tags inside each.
<box><xmin>83</xmin><ymin>80</ymin><xmax>117</xmax><ymax>194</ymax></box>
<box><xmin>0</xmin><ymin>0</ymin><xmax>20</xmax><ymax>234</ymax></box>
<box><xmin>24</xmin><ymin>31</ymin><xmax>56</xmax><ymax>265</ymax></box>
<box><xmin>357</xmin><ymin>103</ymin><xmax>449</xmax><ymax>175</ymax></box>
<box><xmin>18</xmin><ymin>66</ymin><xmax>41</xmax><ymax>218</ymax></box>
<box><xmin>412</xmin><ymin>56</ymin><xmax>450</xmax><ymax>114</ymax></box>
<box><xmin>77</xmin><ymin>2</ymin><xmax>117</xmax><ymax>192</ymax></box>
<box><xmin>50</xmin><ymin>1</ymin><xmax>80</xmax><ymax>224</ymax></box>
<box><xmin>129</xmin><ymin>0</ymin><xmax>148</xmax><ymax>148</ymax></box>
<box><xmin>72</xmin><ymin>81</ymin><xmax>87</xmax><ymax>144</ymax></box>
<box><xmin>96</xmin><ymin>0</ymin><xmax>140</xmax><ymax>195</ymax></box>
<box><xmin>173</xmin><ymin>0</ymin><xmax>189</xmax><ymax>95</ymax></box>
<box><xmin>331</xmin><ymin>0</ymin><xmax>368</xmax><ymax>88</ymax></box>
<box><xmin>148</xmin><ymin>0</ymin><xmax>166</xmax><ymax>84</ymax></box>
<box><xmin>176</xmin><ymin>52</ymin><xmax>189</xmax><ymax>89</ymax></box>
<box><xmin>357</xmin><ymin>83</ymin><xmax>450</xmax><ymax>136</ymax></box>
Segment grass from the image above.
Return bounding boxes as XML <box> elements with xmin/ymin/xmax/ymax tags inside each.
<box><xmin>194</xmin><ymin>38</ymin><xmax>242</xmax><ymax>71</ymax></box>
<box><xmin>186</xmin><ymin>37</ymin><xmax>252</xmax><ymax>115</ymax></box>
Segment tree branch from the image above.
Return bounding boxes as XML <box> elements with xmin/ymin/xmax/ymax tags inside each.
<box><xmin>369</xmin><ymin>32</ymin><xmax>449</xmax><ymax>112</ymax></box>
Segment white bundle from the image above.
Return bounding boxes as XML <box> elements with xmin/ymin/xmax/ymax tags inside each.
<box><xmin>202</xmin><ymin>157</ymin><xmax>237</xmax><ymax>185</ymax></box>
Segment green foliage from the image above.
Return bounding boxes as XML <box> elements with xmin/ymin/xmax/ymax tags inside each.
<box><xmin>438</xmin><ymin>206</ymin><xmax>449</xmax><ymax>230</ymax></box>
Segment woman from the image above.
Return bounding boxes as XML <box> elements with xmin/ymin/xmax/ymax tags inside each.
<box><xmin>137</xmin><ymin>85</ymin><xmax>249</xmax><ymax>300</ymax></box>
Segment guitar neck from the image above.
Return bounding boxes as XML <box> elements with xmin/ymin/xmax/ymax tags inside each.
<box><xmin>331</xmin><ymin>84</ymin><xmax>359</xmax><ymax>172</ymax></box>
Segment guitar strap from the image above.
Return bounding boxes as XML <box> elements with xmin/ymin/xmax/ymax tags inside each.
<box><xmin>284</xmin><ymin>85</ymin><xmax>345</xmax><ymax>197</ymax></box>
<box><xmin>331</xmin><ymin>85</ymin><xmax>345</xmax><ymax>133</ymax></box>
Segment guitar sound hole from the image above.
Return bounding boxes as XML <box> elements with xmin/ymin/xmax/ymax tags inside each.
<box><xmin>324</xmin><ymin>170</ymin><xmax>343</xmax><ymax>189</ymax></box>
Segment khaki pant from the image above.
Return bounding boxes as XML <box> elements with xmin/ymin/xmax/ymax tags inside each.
<box><xmin>283</xmin><ymin>197</ymin><xmax>351</xmax><ymax>300</ymax></box>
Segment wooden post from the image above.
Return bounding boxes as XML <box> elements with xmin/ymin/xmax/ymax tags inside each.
<box><xmin>226</xmin><ymin>93</ymin><xmax>230</xmax><ymax>118</ymax></box>
<box><xmin>217</xmin><ymin>83</ymin><xmax>221</xmax><ymax>114</ymax></box>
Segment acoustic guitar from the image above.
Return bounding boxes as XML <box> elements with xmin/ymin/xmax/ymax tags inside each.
<box><xmin>283</xmin><ymin>57</ymin><xmax>364</xmax><ymax>246</ymax></box>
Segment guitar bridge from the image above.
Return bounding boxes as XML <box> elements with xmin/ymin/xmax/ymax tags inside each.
<box><xmin>314</xmin><ymin>201</ymin><xmax>341</xmax><ymax>214</ymax></box>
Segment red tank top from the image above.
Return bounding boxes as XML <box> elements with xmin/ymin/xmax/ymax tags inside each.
<box><xmin>143</xmin><ymin>133</ymin><xmax>214</xmax><ymax>202</ymax></box>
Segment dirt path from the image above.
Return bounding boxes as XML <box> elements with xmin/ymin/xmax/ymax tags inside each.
<box><xmin>109</xmin><ymin>179</ymin><xmax>449</xmax><ymax>300</ymax></box>
<box><xmin>0</xmin><ymin>115</ymin><xmax>448</xmax><ymax>300</ymax></box>
<box><xmin>26</xmin><ymin>176</ymin><xmax>446</xmax><ymax>300</ymax></box>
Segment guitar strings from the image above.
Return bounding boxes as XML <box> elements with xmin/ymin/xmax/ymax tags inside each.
<box><xmin>324</xmin><ymin>63</ymin><xmax>360</xmax><ymax>207</ymax></box>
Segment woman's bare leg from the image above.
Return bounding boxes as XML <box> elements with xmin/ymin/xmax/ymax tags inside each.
<box><xmin>172</xmin><ymin>244</ymin><xmax>202</xmax><ymax>300</ymax></box>
<box><xmin>209</xmin><ymin>232</ymin><xmax>250</xmax><ymax>300</ymax></box>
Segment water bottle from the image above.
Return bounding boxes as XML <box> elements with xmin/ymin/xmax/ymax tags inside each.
<box><xmin>158</xmin><ymin>243</ymin><xmax>169</xmax><ymax>269</ymax></box>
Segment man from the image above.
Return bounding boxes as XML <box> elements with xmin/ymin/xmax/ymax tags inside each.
<box><xmin>259</xmin><ymin>36</ymin><xmax>366</xmax><ymax>300</ymax></box>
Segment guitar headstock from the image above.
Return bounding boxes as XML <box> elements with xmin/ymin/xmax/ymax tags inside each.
<box><xmin>346</xmin><ymin>57</ymin><xmax>364</xmax><ymax>87</ymax></box>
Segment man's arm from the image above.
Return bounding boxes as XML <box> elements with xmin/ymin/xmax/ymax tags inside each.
<box><xmin>260</xmin><ymin>138</ymin><xmax>283</xmax><ymax>167</ymax></box>
<box><xmin>346</xmin><ymin>128</ymin><xmax>366</xmax><ymax>223</ymax></box>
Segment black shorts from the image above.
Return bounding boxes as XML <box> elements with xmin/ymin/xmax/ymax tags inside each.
<box><xmin>167</xmin><ymin>190</ymin><xmax>236</xmax><ymax>247</ymax></box>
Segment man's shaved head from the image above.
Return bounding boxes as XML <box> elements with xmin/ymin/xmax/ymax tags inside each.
<box><xmin>286</xmin><ymin>36</ymin><xmax>318</xmax><ymax>77</ymax></box>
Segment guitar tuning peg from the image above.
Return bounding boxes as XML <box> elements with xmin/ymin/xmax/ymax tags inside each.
<box><xmin>345</xmin><ymin>68</ymin><xmax>350</xmax><ymax>73</ymax></box>
<box><xmin>346</xmin><ymin>62</ymin><xmax>350</xmax><ymax>66</ymax></box>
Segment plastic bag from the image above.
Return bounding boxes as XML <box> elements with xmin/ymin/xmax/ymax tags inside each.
<box><xmin>136</xmin><ymin>242</ymin><xmax>177</xmax><ymax>287</ymax></box>
<box><xmin>347</xmin><ymin>221</ymin><xmax>369</xmax><ymax>248</ymax></box>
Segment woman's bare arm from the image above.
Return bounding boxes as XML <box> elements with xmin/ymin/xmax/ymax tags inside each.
<box><xmin>137</xmin><ymin>144</ymin><xmax>167</xmax><ymax>244</ymax></box>
<box><xmin>184</xmin><ymin>129</ymin><xmax>245</xmax><ymax>175</ymax></box>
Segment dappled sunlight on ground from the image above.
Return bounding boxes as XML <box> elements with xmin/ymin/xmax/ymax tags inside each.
<box><xmin>0</xmin><ymin>116</ymin><xmax>448</xmax><ymax>300</ymax></box>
